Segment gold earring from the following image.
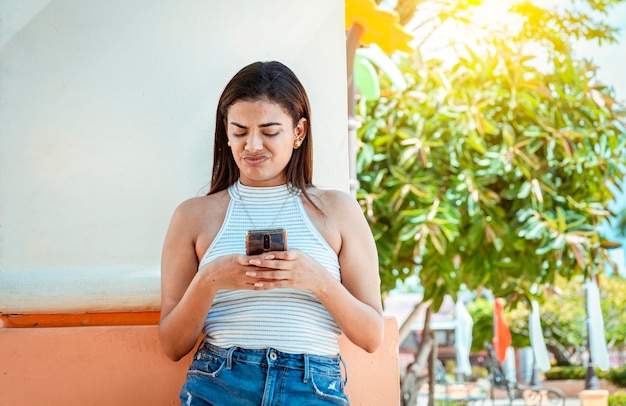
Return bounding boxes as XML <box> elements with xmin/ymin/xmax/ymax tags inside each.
<box><xmin>227</xmin><ymin>141</ymin><xmax>231</xmax><ymax>147</ymax></box>
<box><xmin>294</xmin><ymin>139</ymin><xmax>302</xmax><ymax>149</ymax></box>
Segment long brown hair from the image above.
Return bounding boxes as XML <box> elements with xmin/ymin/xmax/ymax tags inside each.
<box><xmin>209</xmin><ymin>61</ymin><xmax>316</xmax><ymax>207</ymax></box>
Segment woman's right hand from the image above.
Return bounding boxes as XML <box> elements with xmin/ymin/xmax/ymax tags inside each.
<box><xmin>160</xmin><ymin>250</ymin><xmax>284</xmax><ymax>361</ymax></box>
<box><xmin>196</xmin><ymin>254</ymin><xmax>268</xmax><ymax>291</ymax></box>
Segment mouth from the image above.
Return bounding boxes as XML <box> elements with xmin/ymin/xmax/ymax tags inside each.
<box><xmin>242</xmin><ymin>155</ymin><xmax>269</xmax><ymax>165</ymax></box>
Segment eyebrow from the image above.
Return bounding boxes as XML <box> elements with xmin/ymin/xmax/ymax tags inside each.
<box><xmin>230</xmin><ymin>121</ymin><xmax>283</xmax><ymax>129</ymax></box>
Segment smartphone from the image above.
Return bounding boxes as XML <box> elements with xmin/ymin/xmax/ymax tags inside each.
<box><xmin>245</xmin><ymin>228</ymin><xmax>288</xmax><ymax>255</ymax></box>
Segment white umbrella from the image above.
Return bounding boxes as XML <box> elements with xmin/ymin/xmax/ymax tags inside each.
<box><xmin>529</xmin><ymin>300</ymin><xmax>551</xmax><ymax>372</ymax></box>
<box><xmin>455</xmin><ymin>300</ymin><xmax>473</xmax><ymax>376</ymax></box>
<box><xmin>585</xmin><ymin>278</ymin><xmax>610</xmax><ymax>371</ymax></box>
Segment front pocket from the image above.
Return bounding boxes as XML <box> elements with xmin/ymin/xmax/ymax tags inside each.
<box><xmin>187</xmin><ymin>352</ymin><xmax>226</xmax><ymax>378</ymax></box>
<box><xmin>309</xmin><ymin>371</ymin><xmax>349</xmax><ymax>405</ymax></box>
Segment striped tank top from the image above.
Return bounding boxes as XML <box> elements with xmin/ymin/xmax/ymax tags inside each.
<box><xmin>200</xmin><ymin>181</ymin><xmax>342</xmax><ymax>355</ymax></box>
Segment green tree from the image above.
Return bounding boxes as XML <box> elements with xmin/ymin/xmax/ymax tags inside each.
<box><xmin>353</xmin><ymin>1</ymin><xmax>626</xmax><ymax>404</ymax></box>
<box><xmin>358</xmin><ymin>0</ymin><xmax>626</xmax><ymax>311</ymax></box>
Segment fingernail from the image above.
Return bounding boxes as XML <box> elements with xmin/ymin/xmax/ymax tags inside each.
<box><xmin>264</xmin><ymin>254</ymin><xmax>275</xmax><ymax>260</ymax></box>
<box><xmin>246</xmin><ymin>271</ymin><xmax>256</xmax><ymax>277</ymax></box>
<box><xmin>254</xmin><ymin>282</ymin><xmax>264</xmax><ymax>287</ymax></box>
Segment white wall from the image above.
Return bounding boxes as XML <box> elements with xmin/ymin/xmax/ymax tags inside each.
<box><xmin>0</xmin><ymin>0</ymin><xmax>349</xmax><ymax>313</ymax></box>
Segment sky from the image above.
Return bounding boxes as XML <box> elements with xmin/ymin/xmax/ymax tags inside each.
<box><xmin>574</xmin><ymin>2</ymin><xmax>626</xmax><ymax>102</ymax></box>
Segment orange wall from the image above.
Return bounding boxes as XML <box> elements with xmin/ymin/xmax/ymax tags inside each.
<box><xmin>0</xmin><ymin>317</ymin><xmax>399</xmax><ymax>406</ymax></box>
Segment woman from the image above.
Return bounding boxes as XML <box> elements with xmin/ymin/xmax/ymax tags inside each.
<box><xmin>159</xmin><ymin>61</ymin><xmax>383</xmax><ymax>405</ymax></box>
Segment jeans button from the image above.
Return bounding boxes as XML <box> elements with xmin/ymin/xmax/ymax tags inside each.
<box><xmin>269</xmin><ymin>352</ymin><xmax>278</xmax><ymax>361</ymax></box>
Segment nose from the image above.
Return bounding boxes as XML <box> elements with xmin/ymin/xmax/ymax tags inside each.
<box><xmin>245</xmin><ymin>131</ymin><xmax>263</xmax><ymax>152</ymax></box>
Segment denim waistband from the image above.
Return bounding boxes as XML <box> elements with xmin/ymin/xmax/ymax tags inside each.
<box><xmin>196</xmin><ymin>341</ymin><xmax>348</xmax><ymax>386</ymax></box>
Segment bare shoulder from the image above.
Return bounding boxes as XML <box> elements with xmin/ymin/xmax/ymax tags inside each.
<box><xmin>174</xmin><ymin>189</ymin><xmax>230</xmax><ymax>219</ymax></box>
<box><xmin>306</xmin><ymin>187</ymin><xmax>364</xmax><ymax>227</ymax></box>
<box><xmin>309</xmin><ymin>187</ymin><xmax>359</xmax><ymax>210</ymax></box>
<box><xmin>168</xmin><ymin>190</ymin><xmax>230</xmax><ymax>238</ymax></box>
<box><xmin>301</xmin><ymin>188</ymin><xmax>362</xmax><ymax>252</ymax></box>
<box><xmin>168</xmin><ymin>189</ymin><xmax>230</xmax><ymax>259</ymax></box>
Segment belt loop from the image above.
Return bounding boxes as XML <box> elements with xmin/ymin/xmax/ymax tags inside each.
<box><xmin>339</xmin><ymin>355</ymin><xmax>348</xmax><ymax>389</ymax></box>
<box><xmin>303</xmin><ymin>354</ymin><xmax>310</xmax><ymax>383</ymax></box>
<box><xmin>226</xmin><ymin>347</ymin><xmax>236</xmax><ymax>370</ymax></box>
<box><xmin>195</xmin><ymin>341</ymin><xmax>206</xmax><ymax>360</ymax></box>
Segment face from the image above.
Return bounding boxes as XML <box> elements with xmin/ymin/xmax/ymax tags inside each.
<box><xmin>226</xmin><ymin>99</ymin><xmax>306</xmax><ymax>187</ymax></box>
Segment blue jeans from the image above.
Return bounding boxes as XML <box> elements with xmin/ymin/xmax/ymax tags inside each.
<box><xmin>180</xmin><ymin>342</ymin><xmax>350</xmax><ymax>405</ymax></box>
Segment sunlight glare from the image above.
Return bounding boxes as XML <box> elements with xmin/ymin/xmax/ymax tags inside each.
<box><xmin>406</xmin><ymin>0</ymin><xmax>569</xmax><ymax>64</ymax></box>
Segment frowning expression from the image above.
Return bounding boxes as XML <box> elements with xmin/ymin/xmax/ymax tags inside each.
<box><xmin>226</xmin><ymin>99</ymin><xmax>306</xmax><ymax>187</ymax></box>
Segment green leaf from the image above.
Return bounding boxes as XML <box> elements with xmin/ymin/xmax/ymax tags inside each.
<box><xmin>354</xmin><ymin>55</ymin><xmax>380</xmax><ymax>100</ymax></box>
<box><xmin>357</xmin><ymin>46</ymin><xmax>407</xmax><ymax>91</ymax></box>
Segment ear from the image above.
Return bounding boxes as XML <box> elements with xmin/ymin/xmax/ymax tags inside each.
<box><xmin>294</xmin><ymin>117</ymin><xmax>307</xmax><ymax>142</ymax></box>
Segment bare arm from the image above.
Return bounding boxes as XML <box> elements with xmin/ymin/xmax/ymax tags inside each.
<box><xmin>158</xmin><ymin>197</ymin><xmax>255</xmax><ymax>361</ymax></box>
<box><xmin>315</xmin><ymin>192</ymin><xmax>384</xmax><ymax>352</ymax></box>
<box><xmin>158</xmin><ymin>199</ymin><xmax>214</xmax><ymax>361</ymax></box>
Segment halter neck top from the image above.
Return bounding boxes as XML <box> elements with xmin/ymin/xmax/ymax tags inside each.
<box><xmin>199</xmin><ymin>181</ymin><xmax>342</xmax><ymax>355</ymax></box>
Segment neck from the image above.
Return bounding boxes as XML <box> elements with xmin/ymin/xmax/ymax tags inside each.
<box><xmin>237</xmin><ymin>180</ymin><xmax>290</xmax><ymax>189</ymax></box>
<box><xmin>237</xmin><ymin>176</ymin><xmax>289</xmax><ymax>188</ymax></box>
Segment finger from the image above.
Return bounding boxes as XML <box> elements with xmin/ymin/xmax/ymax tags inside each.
<box><xmin>249</xmin><ymin>250</ymin><xmax>296</xmax><ymax>262</ymax></box>
<box><xmin>245</xmin><ymin>270</ymin><xmax>290</xmax><ymax>280</ymax></box>
<box><xmin>236</xmin><ymin>254</ymin><xmax>256</xmax><ymax>265</ymax></box>
<box><xmin>247</xmin><ymin>258</ymin><xmax>289</xmax><ymax>269</ymax></box>
<box><xmin>269</xmin><ymin>250</ymin><xmax>298</xmax><ymax>260</ymax></box>
<box><xmin>246</xmin><ymin>252</ymin><xmax>276</xmax><ymax>262</ymax></box>
<box><xmin>251</xmin><ymin>280</ymin><xmax>289</xmax><ymax>290</ymax></box>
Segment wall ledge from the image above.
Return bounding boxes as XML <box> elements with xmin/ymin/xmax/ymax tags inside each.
<box><xmin>0</xmin><ymin>311</ymin><xmax>161</xmax><ymax>328</ymax></box>
<box><xmin>0</xmin><ymin>267</ymin><xmax>160</xmax><ymax>314</ymax></box>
